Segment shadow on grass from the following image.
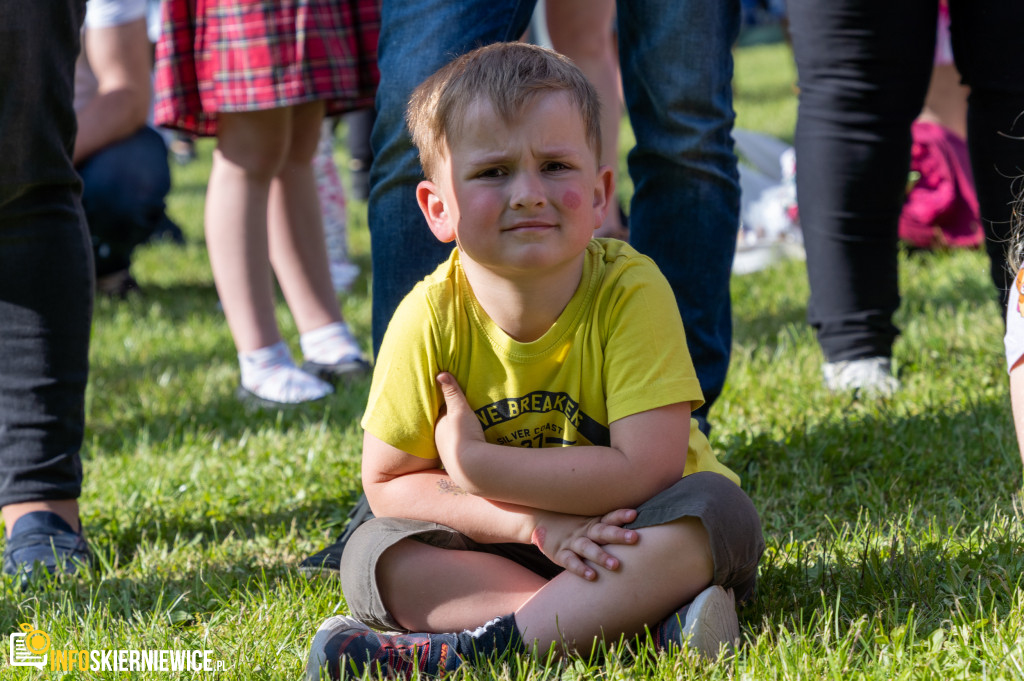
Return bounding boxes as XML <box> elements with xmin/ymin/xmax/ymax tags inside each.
<box><xmin>724</xmin><ymin>393</ymin><xmax>1018</xmax><ymax>539</ymax></box>
<box><xmin>83</xmin><ymin>371</ymin><xmax>372</xmax><ymax>458</ymax></box>
<box><xmin>730</xmin><ymin>249</ymin><xmax>997</xmax><ymax>350</ymax></box>
<box><xmin>93</xmin><ymin>283</ymin><xmax>222</xmax><ymax>324</ymax></box>
<box><xmin>746</xmin><ymin>531</ymin><xmax>1024</xmax><ymax>642</ymax></box>
<box><xmin>0</xmin><ymin>496</ymin><xmax>363</xmax><ymax>634</ymax></box>
<box><xmin>99</xmin><ymin>494</ymin><xmax>364</xmax><ymax>559</ymax></box>
<box><xmin>0</xmin><ymin>557</ymin><xmax>338</xmax><ymax>651</ymax></box>
<box><xmin>724</xmin><ymin>384</ymin><xmax>1022</xmax><ymax>636</ymax></box>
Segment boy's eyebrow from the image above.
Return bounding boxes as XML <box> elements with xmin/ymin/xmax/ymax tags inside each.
<box><xmin>467</xmin><ymin>146</ymin><xmax>587</xmax><ymax>165</ymax></box>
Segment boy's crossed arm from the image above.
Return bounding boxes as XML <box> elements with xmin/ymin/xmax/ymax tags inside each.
<box><xmin>432</xmin><ymin>372</ymin><xmax>690</xmax><ymax>515</ymax></box>
<box><xmin>362</xmin><ymin>431</ymin><xmax>641</xmax><ymax>581</ymax></box>
<box><xmin>361</xmin><ymin>372</ymin><xmax>693</xmax><ymax>580</ymax></box>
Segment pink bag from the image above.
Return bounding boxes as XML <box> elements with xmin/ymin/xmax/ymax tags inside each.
<box><xmin>898</xmin><ymin>120</ymin><xmax>982</xmax><ymax>250</ymax></box>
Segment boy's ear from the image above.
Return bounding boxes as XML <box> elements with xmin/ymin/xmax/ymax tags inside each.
<box><xmin>592</xmin><ymin>164</ymin><xmax>615</xmax><ymax>230</ymax></box>
<box><xmin>416</xmin><ymin>180</ymin><xmax>456</xmax><ymax>243</ymax></box>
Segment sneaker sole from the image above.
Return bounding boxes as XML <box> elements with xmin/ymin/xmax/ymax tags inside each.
<box><xmin>235</xmin><ymin>385</ymin><xmax>331</xmax><ymax>411</ymax></box>
<box><xmin>306</xmin><ymin>616</ymin><xmax>368</xmax><ymax>681</ymax></box>
<box><xmin>301</xmin><ymin>360</ymin><xmax>371</xmax><ymax>385</ymax></box>
<box><xmin>681</xmin><ymin>586</ymin><xmax>739</xmax><ymax>660</ymax></box>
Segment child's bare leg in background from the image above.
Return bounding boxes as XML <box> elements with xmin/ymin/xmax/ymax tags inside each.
<box><xmin>266</xmin><ymin>101</ymin><xmax>344</xmax><ymax>335</ymax></box>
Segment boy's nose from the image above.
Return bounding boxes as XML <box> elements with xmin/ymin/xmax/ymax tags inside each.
<box><xmin>508</xmin><ymin>171</ymin><xmax>546</xmax><ymax>209</ymax></box>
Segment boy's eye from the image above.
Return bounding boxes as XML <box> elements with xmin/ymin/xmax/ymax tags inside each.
<box><xmin>543</xmin><ymin>161</ymin><xmax>571</xmax><ymax>172</ymax></box>
<box><xmin>477</xmin><ymin>167</ymin><xmax>506</xmax><ymax>178</ymax></box>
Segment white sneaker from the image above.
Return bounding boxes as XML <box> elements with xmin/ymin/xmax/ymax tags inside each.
<box><xmin>822</xmin><ymin>357</ymin><xmax>900</xmax><ymax>397</ymax></box>
<box><xmin>656</xmin><ymin>585</ymin><xmax>739</xmax><ymax>660</ymax></box>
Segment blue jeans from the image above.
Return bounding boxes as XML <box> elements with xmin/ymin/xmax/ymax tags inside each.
<box><xmin>369</xmin><ymin>0</ymin><xmax>740</xmax><ymax>427</ymax></box>
<box><xmin>0</xmin><ymin>0</ymin><xmax>92</xmax><ymax>508</ymax></box>
<box><xmin>79</xmin><ymin>126</ymin><xmax>172</xmax><ymax>277</ymax></box>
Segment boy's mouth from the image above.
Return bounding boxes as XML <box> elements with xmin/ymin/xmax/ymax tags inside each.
<box><xmin>503</xmin><ymin>221</ymin><xmax>557</xmax><ymax>232</ymax></box>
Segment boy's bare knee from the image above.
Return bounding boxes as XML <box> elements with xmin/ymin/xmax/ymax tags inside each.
<box><xmin>665</xmin><ymin>516</ymin><xmax>714</xmax><ymax>586</ymax></box>
<box><xmin>376</xmin><ymin>538</ymin><xmax>422</xmax><ymax>589</ymax></box>
<box><xmin>376</xmin><ymin>539</ymin><xmax>431</xmax><ymax>629</ymax></box>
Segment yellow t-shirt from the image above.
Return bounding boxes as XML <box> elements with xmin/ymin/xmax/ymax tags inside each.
<box><xmin>362</xmin><ymin>238</ymin><xmax>740</xmax><ymax>485</ymax></box>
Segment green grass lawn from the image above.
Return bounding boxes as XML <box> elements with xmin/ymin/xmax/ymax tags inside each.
<box><xmin>3</xmin><ymin>41</ymin><xmax>1023</xmax><ymax>679</ymax></box>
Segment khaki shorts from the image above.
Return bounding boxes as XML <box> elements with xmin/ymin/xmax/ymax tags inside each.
<box><xmin>340</xmin><ymin>471</ymin><xmax>765</xmax><ymax>632</ymax></box>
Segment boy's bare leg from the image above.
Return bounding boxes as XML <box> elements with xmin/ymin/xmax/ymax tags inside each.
<box><xmin>377</xmin><ymin>517</ymin><xmax>713</xmax><ymax>654</ymax></box>
<box><xmin>514</xmin><ymin>517</ymin><xmax>712</xmax><ymax>653</ymax></box>
<box><xmin>379</xmin><ymin>540</ymin><xmax>548</xmax><ymax>632</ymax></box>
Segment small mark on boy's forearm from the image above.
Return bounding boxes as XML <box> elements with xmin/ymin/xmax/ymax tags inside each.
<box><xmin>437</xmin><ymin>479</ymin><xmax>467</xmax><ymax>495</ymax></box>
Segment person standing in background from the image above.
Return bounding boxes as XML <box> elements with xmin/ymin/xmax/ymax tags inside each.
<box><xmin>0</xmin><ymin>0</ymin><xmax>95</xmax><ymax>579</ymax></box>
<box><xmin>153</xmin><ymin>0</ymin><xmax>378</xmax><ymax>407</ymax></box>
<box><xmin>788</xmin><ymin>0</ymin><xmax>1024</xmax><ymax>395</ymax></box>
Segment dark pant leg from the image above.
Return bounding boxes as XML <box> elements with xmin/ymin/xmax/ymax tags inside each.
<box><xmin>948</xmin><ymin>0</ymin><xmax>1024</xmax><ymax>306</ymax></box>
<box><xmin>788</xmin><ymin>0</ymin><xmax>936</xmax><ymax>361</ymax></box>
<box><xmin>79</xmin><ymin>126</ymin><xmax>172</xmax><ymax>277</ymax></box>
<box><xmin>0</xmin><ymin>0</ymin><xmax>93</xmax><ymax>507</ymax></box>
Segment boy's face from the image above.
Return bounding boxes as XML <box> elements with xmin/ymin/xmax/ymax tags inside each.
<box><xmin>416</xmin><ymin>92</ymin><xmax>612</xmax><ymax>279</ymax></box>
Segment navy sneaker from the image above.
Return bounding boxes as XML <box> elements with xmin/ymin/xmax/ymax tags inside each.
<box><xmin>653</xmin><ymin>585</ymin><xmax>739</xmax><ymax>660</ymax></box>
<box><xmin>2</xmin><ymin>511</ymin><xmax>92</xmax><ymax>580</ymax></box>
<box><xmin>307</xmin><ymin>616</ymin><xmax>464</xmax><ymax>680</ymax></box>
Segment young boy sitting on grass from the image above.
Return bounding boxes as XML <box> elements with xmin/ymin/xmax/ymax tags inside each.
<box><xmin>307</xmin><ymin>42</ymin><xmax>765</xmax><ymax>680</ymax></box>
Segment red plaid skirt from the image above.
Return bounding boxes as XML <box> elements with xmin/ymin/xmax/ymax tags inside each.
<box><xmin>154</xmin><ymin>0</ymin><xmax>379</xmax><ymax>136</ymax></box>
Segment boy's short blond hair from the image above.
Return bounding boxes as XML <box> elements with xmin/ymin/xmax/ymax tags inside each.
<box><xmin>406</xmin><ymin>42</ymin><xmax>602</xmax><ymax>182</ymax></box>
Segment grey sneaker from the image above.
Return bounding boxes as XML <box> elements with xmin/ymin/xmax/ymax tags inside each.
<box><xmin>306</xmin><ymin>616</ymin><xmax>464</xmax><ymax>680</ymax></box>
<box><xmin>822</xmin><ymin>357</ymin><xmax>899</xmax><ymax>397</ymax></box>
<box><xmin>654</xmin><ymin>585</ymin><xmax>740</xmax><ymax>660</ymax></box>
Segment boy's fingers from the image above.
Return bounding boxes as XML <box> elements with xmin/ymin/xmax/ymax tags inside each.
<box><xmin>570</xmin><ymin>537</ymin><xmax>621</xmax><ymax>571</ymax></box>
<box><xmin>558</xmin><ymin>550</ymin><xmax>597</xmax><ymax>581</ymax></box>
<box><xmin>601</xmin><ymin>508</ymin><xmax>638</xmax><ymax>526</ymax></box>
<box><xmin>588</xmin><ymin>523</ymin><xmax>638</xmax><ymax>546</ymax></box>
<box><xmin>436</xmin><ymin>372</ymin><xmax>468</xmax><ymax>409</ymax></box>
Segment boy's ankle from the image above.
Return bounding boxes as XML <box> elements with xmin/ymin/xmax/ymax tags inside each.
<box><xmin>454</xmin><ymin>613</ymin><xmax>523</xmax><ymax>663</ymax></box>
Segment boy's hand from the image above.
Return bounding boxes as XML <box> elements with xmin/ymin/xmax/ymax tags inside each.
<box><xmin>532</xmin><ymin>509</ymin><xmax>639</xmax><ymax>581</ymax></box>
<box><xmin>434</xmin><ymin>372</ymin><xmax>486</xmax><ymax>483</ymax></box>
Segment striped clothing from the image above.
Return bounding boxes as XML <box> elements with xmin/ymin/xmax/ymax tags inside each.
<box><xmin>154</xmin><ymin>0</ymin><xmax>378</xmax><ymax>136</ymax></box>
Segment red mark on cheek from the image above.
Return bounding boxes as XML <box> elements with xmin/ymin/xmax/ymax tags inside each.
<box><xmin>562</xmin><ymin>190</ymin><xmax>582</xmax><ymax>210</ymax></box>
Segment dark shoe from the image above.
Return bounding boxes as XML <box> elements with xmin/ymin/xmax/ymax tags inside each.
<box><xmin>301</xmin><ymin>357</ymin><xmax>371</xmax><ymax>384</ymax></box>
<box><xmin>299</xmin><ymin>495</ymin><xmax>374</xmax><ymax>580</ymax></box>
<box><xmin>2</xmin><ymin>512</ymin><xmax>92</xmax><ymax>580</ymax></box>
<box><xmin>654</xmin><ymin>585</ymin><xmax>739</xmax><ymax>660</ymax></box>
<box><xmin>96</xmin><ymin>269</ymin><xmax>141</xmax><ymax>300</ymax></box>
<box><xmin>149</xmin><ymin>213</ymin><xmax>186</xmax><ymax>246</ymax></box>
<box><xmin>306</xmin><ymin>616</ymin><xmax>464</xmax><ymax>680</ymax></box>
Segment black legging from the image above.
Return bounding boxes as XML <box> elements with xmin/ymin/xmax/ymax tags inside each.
<box><xmin>788</xmin><ymin>0</ymin><xmax>1024</xmax><ymax>362</ymax></box>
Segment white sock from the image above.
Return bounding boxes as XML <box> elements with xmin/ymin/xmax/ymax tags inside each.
<box><xmin>239</xmin><ymin>341</ymin><xmax>333</xmax><ymax>403</ymax></box>
<box><xmin>300</xmin><ymin>322</ymin><xmax>364</xmax><ymax>365</ymax></box>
